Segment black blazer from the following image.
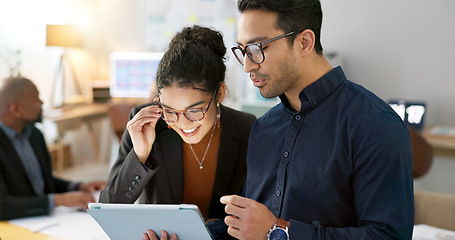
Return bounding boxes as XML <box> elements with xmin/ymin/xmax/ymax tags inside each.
<box><xmin>0</xmin><ymin>126</ymin><xmax>71</xmax><ymax>220</ymax></box>
<box><xmin>99</xmin><ymin>104</ymin><xmax>256</xmax><ymax>219</ymax></box>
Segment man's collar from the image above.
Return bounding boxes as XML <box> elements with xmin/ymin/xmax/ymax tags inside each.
<box><xmin>279</xmin><ymin>66</ymin><xmax>346</xmax><ymax>113</ymax></box>
<box><xmin>0</xmin><ymin>121</ymin><xmax>32</xmax><ymax>139</ymax></box>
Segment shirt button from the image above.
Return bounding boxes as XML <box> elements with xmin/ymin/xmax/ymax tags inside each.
<box><xmin>132</xmin><ymin>180</ymin><xmax>138</xmax><ymax>187</ymax></box>
<box><xmin>295</xmin><ymin>115</ymin><xmax>301</xmax><ymax>120</ymax></box>
<box><xmin>276</xmin><ymin>191</ymin><xmax>281</xmax><ymax>197</ymax></box>
<box><xmin>135</xmin><ymin>175</ymin><xmax>142</xmax><ymax>182</ymax></box>
<box><xmin>125</xmin><ymin>192</ymin><xmax>132</xmax><ymax>198</ymax></box>
<box><xmin>129</xmin><ymin>186</ymin><xmax>135</xmax><ymax>192</ymax></box>
<box><xmin>283</xmin><ymin>152</ymin><xmax>289</xmax><ymax>158</ymax></box>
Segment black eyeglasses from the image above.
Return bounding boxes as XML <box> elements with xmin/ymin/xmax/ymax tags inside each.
<box><xmin>231</xmin><ymin>31</ymin><xmax>296</xmax><ymax>65</ymax></box>
<box><xmin>152</xmin><ymin>90</ymin><xmax>217</xmax><ymax>123</ymax></box>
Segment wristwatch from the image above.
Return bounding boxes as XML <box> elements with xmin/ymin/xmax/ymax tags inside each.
<box><xmin>267</xmin><ymin>218</ymin><xmax>290</xmax><ymax>240</ymax></box>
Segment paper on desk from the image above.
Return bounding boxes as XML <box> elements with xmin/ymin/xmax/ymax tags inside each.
<box><xmin>413</xmin><ymin>224</ymin><xmax>455</xmax><ymax>240</ymax></box>
<box><xmin>8</xmin><ymin>213</ymin><xmax>59</xmax><ymax>233</ymax></box>
<box><xmin>9</xmin><ymin>206</ymin><xmax>109</xmax><ymax>240</ymax></box>
<box><xmin>429</xmin><ymin>126</ymin><xmax>455</xmax><ymax>137</ymax></box>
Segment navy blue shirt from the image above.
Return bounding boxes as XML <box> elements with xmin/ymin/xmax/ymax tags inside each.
<box><xmin>245</xmin><ymin>67</ymin><xmax>414</xmax><ymax>239</ymax></box>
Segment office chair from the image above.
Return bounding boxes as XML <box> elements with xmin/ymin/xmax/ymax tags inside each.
<box><xmin>107</xmin><ymin>101</ymin><xmax>137</xmax><ymax>142</ymax></box>
<box><xmin>408</xmin><ymin>127</ymin><xmax>433</xmax><ymax>178</ymax></box>
<box><xmin>414</xmin><ymin>190</ymin><xmax>455</xmax><ymax>231</ymax></box>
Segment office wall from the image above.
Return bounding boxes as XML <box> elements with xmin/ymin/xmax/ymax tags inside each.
<box><xmin>319</xmin><ymin>0</ymin><xmax>455</xmax><ymax>194</ymax></box>
<box><xmin>0</xmin><ymin>0</ymin><xmax>100</xmax><ymax>105</ymax></box>
<box><xmin>2</xmin><ymin>0</ymin><xmax>454</xmax><ymax>125</ymax></box>
<box><xmin>3</xmin><ymin>0</ymin><xmax>453</xmax><ymax>124</ymax></box>
<box><xmin>320</xmin><ymin>0</ymin><xmax>455</xmax><ymax>126</ymax></box>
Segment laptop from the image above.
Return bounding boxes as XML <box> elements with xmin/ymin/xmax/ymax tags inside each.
<box><xmin>87</xmin><ymin>203</ymin><xmax>213</xmax><ymax>240</ymax></box>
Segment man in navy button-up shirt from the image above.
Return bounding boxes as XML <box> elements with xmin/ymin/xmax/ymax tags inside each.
<box><xmin>221</xmin><ymin>0</ymin><xmax>414</xmax><ymax>239</ymax></box>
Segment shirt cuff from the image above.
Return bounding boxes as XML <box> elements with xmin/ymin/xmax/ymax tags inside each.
<box><xmin>69</xmin><ymin>182</ymin><xmax>81</xmax><ymax>191</ymax></box>
<box><xmin>48</xmin><ymin>194</ymin><xmax>55</xmax><ymax>212</ymax></box>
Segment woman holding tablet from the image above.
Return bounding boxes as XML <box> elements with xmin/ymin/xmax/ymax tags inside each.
<box><xmin>99</xmin><ymin>25</ymin><xmax>256</xmax><ymax>239</ymax></box>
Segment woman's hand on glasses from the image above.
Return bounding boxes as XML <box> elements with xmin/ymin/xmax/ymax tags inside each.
<box><xmin>126</xmin><ymin>105</ymin><xmax>162</xmax><ymax>164</ymax></box>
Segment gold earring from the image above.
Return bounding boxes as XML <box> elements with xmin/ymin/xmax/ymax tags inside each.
<box><xmin>216</xmin><ymin>103</ymin><xmax>221</xmax><ymax>127</ymax></box>
<box><xmin>216</xmin><ymin>103</ymin><xmax>221</xmax><ymax>119</ymax></box>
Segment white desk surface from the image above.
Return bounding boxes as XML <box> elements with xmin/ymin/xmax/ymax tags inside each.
<box><xmin>413</xmin><ymin>224</ymin><xmax>455</xmax><ymax>240</ymax></box>
<box><xmin>1</xmin><ymin>206</ymin><xmax>108</xmax><ymax>240</ymax></box>
<box><xmin>2</xmin><ymin>207</ymin><xmax>454</xmax><ymax>240</ymax></box>
<box><xmin>422</xmin><ymin>125</ymin><xmax>455</xmax><ymax>151</ymax></box>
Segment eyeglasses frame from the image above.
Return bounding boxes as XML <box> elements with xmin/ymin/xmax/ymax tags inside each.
<box><xmin>231</xmin><ymin>31</ymin><xmax>296</xmax><ymax>65</ymax></box>
<box><xmin>153</xmin><ymin>88</ymin><xmax>218</xmax><ymax>123</ymax></box>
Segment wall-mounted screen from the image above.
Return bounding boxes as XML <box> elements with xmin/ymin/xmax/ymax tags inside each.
<box><xmin>389</xmin><ymin>100</ymin><xmax>426</xmax><ymax>130</ymax></box>
<box><xmin>110</xmin><ymin>52</ymin><xmax>163</xmax><ymax>98</ymax></box>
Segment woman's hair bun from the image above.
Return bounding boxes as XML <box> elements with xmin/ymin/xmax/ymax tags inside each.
<box><xmin>168</xmin><ymin>25</ymin><xmax>226</xmax><ymax>58</ymax></box>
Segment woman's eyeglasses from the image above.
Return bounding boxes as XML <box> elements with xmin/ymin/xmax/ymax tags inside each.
<box><xmin>152</xmin><ymin>90</ymin><xmax>217</xmax><ymax>123</ymax></box>
<box><xmin>231</xmin><ymin>31</ymin><xmax>296</xmax><ymax>65</ymax></box>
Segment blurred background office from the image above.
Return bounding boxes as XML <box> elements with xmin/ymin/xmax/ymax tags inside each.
<box><xmin>0</xmin><ymin>0</ymin><xmax>454</xmax><ymax>195</ymax></box>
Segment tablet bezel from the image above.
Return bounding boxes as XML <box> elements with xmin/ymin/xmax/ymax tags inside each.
<box><xmin>87</xmin><ymin>203</ymin><xmax>213</xmax><ymax>240</ymax></box>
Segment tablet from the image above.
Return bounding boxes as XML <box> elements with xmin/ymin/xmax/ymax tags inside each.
<box><xmin>87</xmin><ymin>203</ymin><xmax>213</xmax><ymax>240</ymax></box>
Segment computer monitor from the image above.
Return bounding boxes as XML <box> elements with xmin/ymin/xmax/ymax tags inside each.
<box><xmin>109</xmin><ymin>52</ymin><xmax>163</xmax><ymax>98</ymax></box>
<box><xmin>389</xmin><ymin>100</ymin><xmax>426</xmax><ymax>130</ymax></box>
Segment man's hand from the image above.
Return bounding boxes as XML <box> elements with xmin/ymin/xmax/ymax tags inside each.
<box><xmin>54</xmin><ymin>191</ymin><xmax>95</xmax><ymax>209</ymax></box>
<box><xmin>220</xmin><ymin>195</ymin><xmax>276</xmax><ymax>240</ymax></box>
<box><xmin>79</xmin><ymin>180</ymin><xmax>106</xmax><ymax>193</ymax></box>
<box><xmin>143</xmin><ymin>230</ymin><xmax>177</xmax><ymax>240</ymax></box>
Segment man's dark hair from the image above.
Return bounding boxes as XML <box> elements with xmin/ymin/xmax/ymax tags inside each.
<box><xmin>156</xmin><ymin>25</ymin><xmax>226</xmax><ymax>93</ymax></box>
<box><xmin>238</xmin><ymin>0</ymin><xmax>323</xmax><ymax>54</ymax></box>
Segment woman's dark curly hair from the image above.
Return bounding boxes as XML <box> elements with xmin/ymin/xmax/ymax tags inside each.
<box><xmin>156</xmin><ymin>25</ymin><xmax>226</xmax><ymax>93</ymax></box>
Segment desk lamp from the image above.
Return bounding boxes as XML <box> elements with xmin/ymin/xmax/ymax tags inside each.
<box><xmin>46</xmin><ymin>24</ymin><xmax>83</xmax><ymax>108</ymax></box>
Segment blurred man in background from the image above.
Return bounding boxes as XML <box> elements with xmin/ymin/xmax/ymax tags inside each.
<box><xmin>0</xmin><ymin>76</ymin><xmax>105</xmax><ymax>220</ymax></box>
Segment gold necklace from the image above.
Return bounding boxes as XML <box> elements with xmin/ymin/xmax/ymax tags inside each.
<box><xmin>188</xmin><ymin>120</ymin><xmax>217</xmax><ymax>170</ymax></box>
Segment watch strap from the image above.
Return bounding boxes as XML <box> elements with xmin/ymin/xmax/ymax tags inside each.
<box><xmin>275</xmin><ymin>218</ymin><xmax>290</xmax><ymax>229</ymax></box>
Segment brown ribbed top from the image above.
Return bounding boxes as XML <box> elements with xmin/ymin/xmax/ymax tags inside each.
<box><xmin>182</xmin><ymin>123</ymin><xmax>221</xmax><ymax>218</ymax></box>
